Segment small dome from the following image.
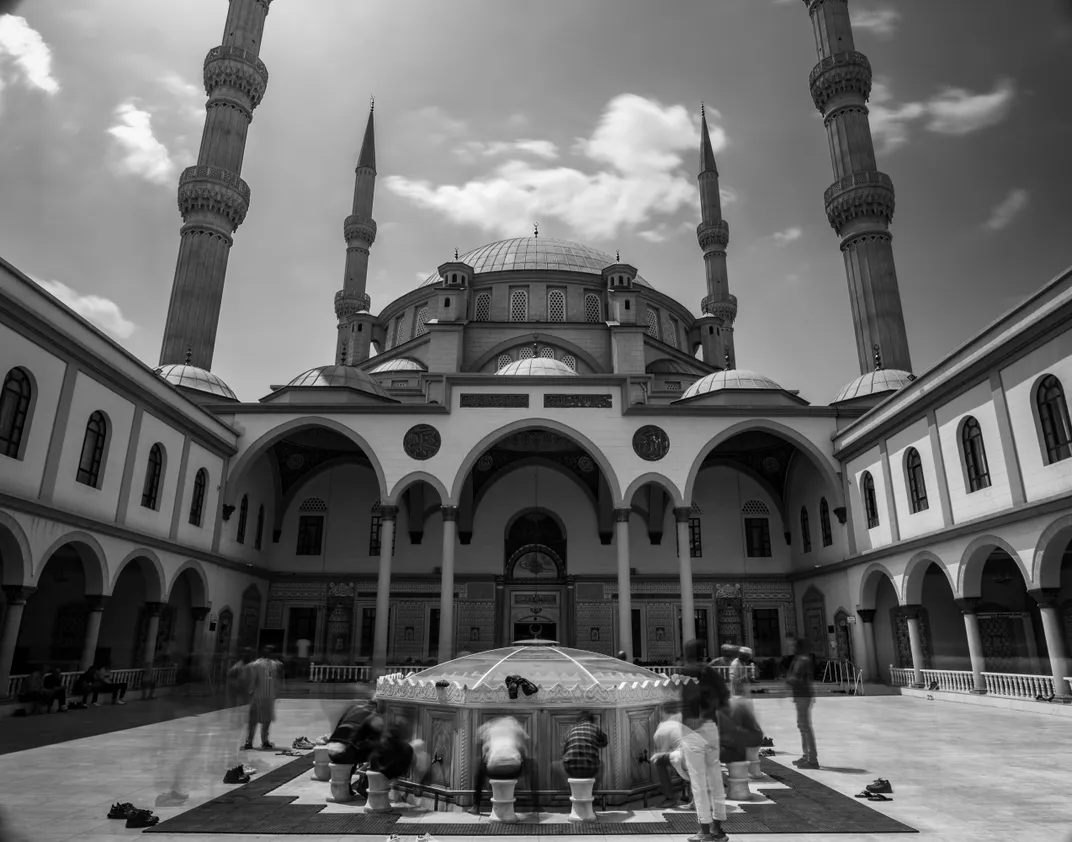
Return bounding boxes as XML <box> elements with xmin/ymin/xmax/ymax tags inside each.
<box><xmin>681</xmin><ymin>368</ymin><xmax>782</xmax><ymax>399</ymax></box>
<box><xmin>369</xmin><ymin>357</ymin><xmax>426</xmax><ymax>373</ymax></box>
<box><xmin>834</xmin><ymin>369</ymin><xmax>915</xmax><ymax>404</ymax></box>
<box><xmin>497</xmin><ymin>358</ymin><xmax>578</xmax><ymax>376</ymax></box>
<box><xmin>154</xmin><ymin>364</ymin><xmax>237</xmax><ymax>401</ymax></box>
<box><xmin>286</xmin><ymin>365</ymin><xmax>390</xmax><ymax>398</ymax></box>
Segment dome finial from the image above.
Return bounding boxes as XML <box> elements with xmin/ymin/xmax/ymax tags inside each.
<box><xmin>725</xmin><ymin>350</ymin><xmax>734</xmax><ymax>371</ymax></box>
<box><xmin>454</xmin><ymin>246</ymin><xmax>459</xmax><ymax>260</ymax></box>
<box><xmin>616</xmin><ymin>248</ymin><xmax>620</xmax><ymax>262</ymax></box>
<box><xmin>184</xmin><ymin>346</ymin><xmax>193</xmax><ymax>366</ymax></box>
<box><xmin>701</xmin><ymin>100</ymin><xmax>705</xmax><ymax>117</ymax></box>
<box><xmin>533</xmin><ymin>221</ymin><xmax>539</xmax><ymax>239</ymax></box>
<box><xmin>873</xmin><ymin>343</ymin><xmax>883</xmax><ymax>371</ymax></box>
<box><xmin>369</xmin><ymin>94</ymin><xmax>374</xmax><ymax>113</ymax></box>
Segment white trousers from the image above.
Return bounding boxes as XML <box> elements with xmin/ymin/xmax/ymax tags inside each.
<box><xmin>680</xmin><ymin>721</ymin><xmax>726</xmax><ymax>823</ymax></box>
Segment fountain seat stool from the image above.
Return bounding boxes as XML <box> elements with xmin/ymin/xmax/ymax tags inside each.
<box><xmin>365</xmin><ymin>770</ymin><xmax>393</xmax><ymax>812</ymax></box>
<box><xmin>745</xmin><ymin>746</ymin><xmax>763</xmax><ymax>780</ymax></box>
<box><xmin>567</xmin><ymin>778</ymin><xmax>597</xmax><ymax>822</ymax></box>
<box><xmin>311</xmin><ymin>747</ymin><xmax>331</xmax><ymax>782</ymax></box>
<box><xmin>327</xmin><ymin>763</ymin><xmax>355</xmax><ymax>803</ymax></box>
<box><xmin>488</xmin><ymin>778</ymin><xmax>519</xmax><ymax>823</ymax></box>
<box><xmin>726</xmin><ymin>761</ymin><xmax>758</xmax><ymax>801</ymax></box>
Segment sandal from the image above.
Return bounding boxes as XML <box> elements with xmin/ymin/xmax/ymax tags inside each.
<box><xmin>867</xmin><ymin>794</ymin><xmax>892</xmax><ymax>802</ymax></box>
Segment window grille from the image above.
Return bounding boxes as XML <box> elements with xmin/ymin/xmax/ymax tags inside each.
<box><xmin>584</xmin><ymin>293</ymin><xmax>601</xmax><ymax>323</ymax></box>
<box><xmin>296</xmin><ymin>515</ymin><xmax>324</xmax><ymax>555</ymax></box>
<box><xmin>141</xmin><ymin>443</ymin><xmax>164</xmax><ymax>510</ymax></box>
<box><xmin>0</xmin><ymin>367</ymin><xmax>31</xmax><ymax>459</ymax></box>
<box><xmin>474</xmin><ymin>292</ymin><xmax>491</xmax><ymax>321</ymax></box>
<box><xmin>299</xmin><ymin>497</ymin><xmax>328</xmax><ymax>513</ymax></box>
<box><xmin>562</xmin><ymin>355</ymin><xmax>576</xmax><ymax>371</ymax></box>
<box><xmin>509</xmin><ymin>289</ymin><xmax>528</xmax><ymax>322</ymax></box>
<box><xmin>961</xmin><ymin>417</ymin><xmax>991</xmax><ymax>492</ymax></box>
<box><xmin>741</xmin><ymin>500</ymin><xmax>770</xmax><ymax>516</ymax></box>
<box><xmin>76</xmin><ymin>410</ymin><xmax>108</xmax><ymax>488</ymax></box>
<box><xmin>862</xmin><ymin>471</ymin><xmax>879</xmax><ymax>528</ymax></box>
<box><xmin>645</xmin><ymin>309</ymin><xmax>660</xmax><ymax>339</ymax></box>
<box><xmin>497</xmin><ymin>354</ymin><xmax>513</xmax><ymax>371</ymax></box>
<box><xmin>395</xmin><ymin>315</ymin><xmax>408</xmax><ymax>346</ymax></box>
<box><xmin>384</xmin><ymin>322</ymin><xmax>394</xmax><ymax>350</ymax></box>
<box><xmin>905</xmin><ymin>448</ymin><xmax>929</xmax><ymax>513</ymax></box>
<box><xmin>548</xmin><ymin>290</ymin><xmax>565</xmax><ymax>322</ymax></box>
<box><xmin>391</xmin><ymin>380</ymin><xmax>408</xmax><ymax>387</ymax></box>
<box><xmin>519</xmin><ymin>346</ymin><xmax>534</xmax><ymax>360</ymax></box>
<box><xmin>236</xmin><ymin>495</ymin><xmax>249</xmax><ymax>544</ymax></box>
<box><xmin>1037</xmin><ymin>374</ymin><xmax>1072</xmax><ymax>464</ymax></box>
<box><xmin>414</xmin><ymin>306</ymin><xmax>429</xmax><ymax>337</ymax></box>
<box><xmin>819</xmin><ymin>497</ymin><xmax>832</xmax><ymax>547</ymax></box>
<box><xmin>800</xmin><ymin>507</ymin><xmax>811</xmax><ymax>553</ymax></box>
<box><xmin>189</xmin><ymin>468</ymin><xmax>207</xmax><ymax>526</ymax></box>
<box><xmin>664</xmin><ymin>315</ymin><xmax>678</xmax><ymax>348</ymax></box>
<box><xmin>539</xmin><ymin>347</ymin><xmax>555</xmax><ymax>359</ymax></box>
<box><xmin>666</xmin><ymin>381</ymin><xmax>681</xmax><ymax>391</ymax></box>
<box><xmin>689</xmin><ymin>517</ymin><xmax>702</xmax><ymax>557</ymax></box>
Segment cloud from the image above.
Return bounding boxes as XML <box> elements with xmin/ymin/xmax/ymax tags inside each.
<box><xmin>454</xmin><ymin>139</ymin><xmax>559</xmax><ymax>162</ymax></box>
<box><xmin>107</xmin><ymin>100</ymin><xmax>175</xmax><ymax>185</ymax></box>
<box><xmin>771</xmin><ymin>226</ymin><xmax>802</xmax><ymax>245</ymax></box>
<box><xmin>33</xmin><ymin>278</ymin><xmax>136</xmax><ymax>339</ymax></box>
<box><xmin>158</xmin><ymin>72</ymin><xmax>205</xmax><ymax>123</ymax></box>
<box><xmin>407</xmin><ymin>105</ymin><xmax>467</xmax><ymax>147</ymax></box>
<box><xmin>386</xmin><ymin>94</ymin><xmax>726</xmax><ymax>241</ymax></box>
<box><xmin>982</xmin><ymin>188</ymin><xmax>1029</xmax><ymax>231</ymax></box>
<box><xmin>851</xmin><ymin>7</ymin><xmax>901</xmax><ymax>37</ymax></box>
<box><xmin>638</xmin><ymin>221</ymin><xmax>695</xmax><ymax>243</ymax></box>
<box><xmin>0</xmin><ymin>15</ymin><xmax>59</xmax><ymax>96</ymax></box>
<box><xmin>869</xmin><ymin>78</ymin><xmax>1014</xmax><ymax>154</ymax></box>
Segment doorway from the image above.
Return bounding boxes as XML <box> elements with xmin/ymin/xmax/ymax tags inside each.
<box><xmin>513</xmin><ymin>621</ymin><xmax>557</xmax><ymax>643</ymax></box>
<box><xmin>751</xmin><ymin>608</ymin><xmax>781</xmax><ymax>657</ymax></box>
<box><xmin>287</xmin><ymin>607</ymin><xmax>317</xmax><ymax>677</ymax></box>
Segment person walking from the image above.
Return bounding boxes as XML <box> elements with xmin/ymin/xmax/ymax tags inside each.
<box><xmin>679</xmin><ymin>638</ymin><xmax>730</xmax><ymax>842</ymax></box>
<box><xmin>561</xmin><ymin>711</ymin><xmax>608</xmax><ymax>780</ymax></box>
<box><xmin>243</xmin><ymin>646</ymin><xmax>282</xmax><ymax>750</ymax></box>
<box><xmin>788</xmin><ymin>637</ymin><xmax>818</xmax><ymax>769</ymax></box>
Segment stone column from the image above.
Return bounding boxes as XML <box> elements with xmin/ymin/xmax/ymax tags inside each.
<box><xmin>191</xmin><ymin>607</ymin><xmax>210</xmax><ymax>658</ymax></box>
<box><xmin>856</xmin><ymin>609</ymin><xmax>878</xmax><ymax>682</ymax></box>
<box><xmin>494</xmin><ymin>577</ymin><xmax>506</xmax><ymax>648</ymax></box>
<box><xmin>674</xmin><ymin>507</ymin><xmax>696</xmax><ymax>646</ymax></box>
<box><xmin>903</xmin><ymin>605</ymin><xmax>926</xmax><ymax>688</ymax></box>
<box><xmin>372</xmin><ymin>505</ymin><xmax>397</xmax><ymax>674</ymax></box>
<box><xmin>1029</xmin><ymin>588</ymin><xmax>1071</xmax><ymax>697</ymax></box>
<box><xmin>0</xmin><ymin>586</ymin><xmax>34</xmax><ymax>696</ymax></box>
<box><xmin>438</xmin><ymin>506</ymin><xmax>458</xmax><ymax>663</ymax></box>
<box><xmin>954</xmin><ymin>598</ymin><xmax>987</xmax><ymax>693</ymax></box>
<box><xmin>141</xmin><ymin>601</ymin><xmax>165</xmax><ymax>674</ymax></box>
<box><xmin>614</xmin><ymin>508</ymin><xmax>633</xmax><ymax>660</ymax></box>
<box><xmin>80</xmin><ymin>595</ymin><xmax>110</xmax><ymax>672</ymax></box>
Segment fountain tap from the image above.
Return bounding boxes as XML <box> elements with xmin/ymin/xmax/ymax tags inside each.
<box><xmin>432</xmin><ymin>753</ymin><xmax>443</xmax><ymax>765</ymax></box>
<box><xmin>637</xmin><ymin>750</ymin><xmax>649</xmax><ymax>764</ymax></box>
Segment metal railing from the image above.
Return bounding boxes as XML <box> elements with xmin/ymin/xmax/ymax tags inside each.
<box><xmin>821</xmin><ymin>658</ymin><xmax>864</xmax><ymax>695</ymax></box>
<box><xmin>7</xmin><ymin>666</ymin><xmax>177</xmax><ymax>700</ymax></box>
<box><xmin>308</xmin><ymin>663</ymin><xmax>424</xmax><ymax>683</ymax></box>
<box><xmin>647</xmin><ymin>665</ymin><xmax>757</xmax><ymax>681</ymax></box>
<box><xmin>889</xmin><ymin>666</ymin><xmax>1063</xmax><ymax>700</ymax></box>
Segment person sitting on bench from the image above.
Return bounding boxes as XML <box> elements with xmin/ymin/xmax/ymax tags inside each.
<box><xmin>96</xmin><ymin>665</ymin><xmax>128</xmax><ymax>705</ymax></box>
<box><xmin>42</xmin><ymin>666</ymin><xmax>67</xmax><ymax>712</ymax></box>
<box><xmin>17</xmin><ymin>668</ymin><xmax>49</xmax><ymax>713</ymax></box>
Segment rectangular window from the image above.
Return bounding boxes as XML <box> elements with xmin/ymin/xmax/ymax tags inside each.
<box><xmin>359</xmin><ymin>607</ymin><xmax>375</xmax><ymax>659</ymax></box>
<box><xmin>689</xmin><ymin>517</ymin><xmax>702</xmax><ymax>558</ymax></box>
<box><xmin>631</xmin><ymin>607</ymin><xmax>643</xmax><ymax>660</ymax></box>
<box><xmin>369</xmin><ymin>513</ymin><xmax>381</xmax><ymax>556</ymax></box>
<box><xmin>744</xmin><ymin>517</ymin><xmax>772</xmax><ymax>557</ymax></box>
<box><xmin>296</xmin><ymin>515</ymin><xmax>324</xmax><ymax>555</ymax></box>
<box><xmin>428</xmin><ymin>608</ymin><xmax>441</xmax><ymax>659</ymax></box>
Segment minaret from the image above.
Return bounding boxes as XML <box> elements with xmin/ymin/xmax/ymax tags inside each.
<box><xmin>696</xmin><ymin>105</ymin><xmax>736</xmax><ymax>369</ymax></box>
<box><xmin>335</xmin><ymin>102</ymin><xmax>378</xmax><ymax>365</ymax></box>
<box><xmin>802</xmin><ymin>0</ymin><xmax>912</xmax><ymax>374</ymax></box>
<box><xmin>159</xmin><ymin>0</ymin><xmax>274</xmax><ymax>369</ymax></box>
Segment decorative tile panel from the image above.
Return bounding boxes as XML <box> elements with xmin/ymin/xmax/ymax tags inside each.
<box><xmin>543</xmin><ymin>394</ymin><xmax>613</xmax><ymax>408</ymax></box>
<box><xmin>460</xmin><ymin>394</ymin><xmax>529</xmax><ymax>408</ymax></box>
<box><xmin>576</xmin><ymin>601</ymin><xmax>614</xmax><ymax>655</ymax></box>
<box><xmin>456</xmin><ymin>601</ymin><xmax>496</xmax><ymax>653</ymax></box>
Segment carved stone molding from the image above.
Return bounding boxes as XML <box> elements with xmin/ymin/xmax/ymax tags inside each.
<box><xmin>696</xmin><ymin>219</ymin><xmax>729</xmax><ymax>253</ymax></box>
<box><xmin>856</xmin><ymin>608</ymin><xmax>876</xmax><ymax>624</ymax></box>
<box><xmin>613</xmin><ymin>508</ymin><xmax>633</xmax><ymax>523</ymax></box>
<box><xmin>379</xmin><ymin>505</ymin><xmax>399</xmax><ymax>521</ymax></box>
<box><xmin>144</xmin><ymin>601</ymin><xmax>166</xmax><ymax>618</ymax></box>
<box><xmin>1</xmin><ymin>586</ymin><xmax>35</xmax><ymax>604</ymax></box>
<box><xmin>460</xmin><ymin>394</ymin><xmax>529</xmax><ymax>408</ymax></box>
<box><xmin>203</xmin><ymin>45</ymin><xmax>269</xmax><ymax>109</ymax></box>
<box><xmin>701</xmin><ymin>294</ymin><xmax>738</xmax><ymax>324</ymax></box>
<box><xmin>177</xmin><ymin>166</ymin><xmax>251</xmax><ymax>231</ymax></box>
<box><xmin>673</xmin><ymin>506</ymin><xmax>691</xmax><ymax>524</ymax></box>
<box><xmin>440</xmin><ymin>506</ymin><xmax>459</xmax><ymax>523</ymax></box>
<box><xmin>403</xmin><ymin>424</ymin><xmax>442</xmax><ymax>461</ymax></box>
<box><xmin>334</xmin><ymin>289</ymin><xmax>371</xmax><ymax>318</ymax></box>
<box><xmin>179</xmin><ymin>224</ymin><xmax>234</xmax><ymax>246</ymax></box>
<box><xmin>832</xmin><ymin>506</ymin><xmax>847</xmax><ymax>525</ymax></box>
<box><xmin>825</xmin><ymin>173</ymin><xmax>895</xmax><ymax>236</ymax></box>
<box><xmin>809</xmin><ymin>50</ymin><xmax>872</xmax><ymax>113</ymax></box>
<box><xmin>840</xmin><ymin>231</ymin><xmax>894</xmax><ymax>252</ymax></box>
<box><xmin>802</xmin><ymin>0</ymin><xmax>846</xmax><ymax>12</ymax></box>
<box><xmin>632</xmin><ymin>425</ymin><xmax>670</xmax><ymax>462</ymax></box>
<box><xmin>343</xmin><ymin>214</ymin><xmax>377</xmax><ymax>246</ymax></box>
<box><xmin>1028</xmin><ymin>588</ymin><xmax>1062</xmax><ymax>609</ymax></box>
<box><xmin>954</xmin><ymin>597</ymin><xmax>981</xmax><ymax>615</ymax></box>
<box><xmin>823</xmin><ymin>103</ymin><xmax>869</xmax><ymax>128</ymax></box>
<box><xmin>899</xmin><ymin>603</ymin><xmax>925</xmax><ymax>621</ymax></box>
<box><xmin>206</xmin><ymin>98</ymin><xmax>253</xmax><ymax>123</ymax></box>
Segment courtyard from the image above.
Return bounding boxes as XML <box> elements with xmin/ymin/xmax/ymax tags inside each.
<box><xmin>0</xmin><ymin>695</ymin><xmax>1067</xmax><ymax>842</ymax></box>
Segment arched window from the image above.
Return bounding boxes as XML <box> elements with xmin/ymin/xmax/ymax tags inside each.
<box><xmin>1037</xmin><ymin>374</ymin><xmax>1072</xmax><ymax>464</ymax></box>
<box><xmin>961</xmin><ymin>416</ymin><xmax>991</xmax><ymax>492</ymax></box>
<box><xmin>296</xmin><ymin>497</ymin><xmax>325</xmax><ymax>555</ymax></box>
<box><xmin>395</xmin><ymin>315</ymin><xmax>408</xmax><ymax>346</ymax></box>
<box><xmin>0</xmin><ymin>367</ymin><xmax>32</xmax><ymax>459</ymax></box>
<box><xmin>547</xmin><ymin>290</ymin><xmax>565</xmax><ymax>322</ymax></box>
<box><xmin>254</xmin><ymin>504</ymin><xmax>264</xmax><ymax>551</ymax></box>
<box><xmin>584</xmin><ymin>293</ymin><xmax>601</xmax><ymax>323</ymax></box>
<box><xmin>800</xmin><ymin>507</ymin><xmax>811</xmax><ymax>553</ymax></box>
<box><xmin>538</xmin><ymin>347</ymin><xmax>555</xmax><ymax>359</ymax></box>
<box><xmin>141</xmin><ymin>443</ymin><xmax>164</xmax><ymax>510</ymax></box>
<box><xmin>819</xmin><ymin>497</ymin><xmax>832</xmax><ymax>546</ymax></box>
<box><xmin>664</xmin><ymin>315</ymin><xmax>678</xmax><ymax>349</ymax></box>
<box><xmin>741</xmin><ymin>500</ymin><xmax>771</xmax><ymax>557</ymax></box>
<box><xmin>562</xmin><ymin>354</ymin><xmax>577</xmax><ymax>372</ymax></box>
<box><xmin>474</xmin><ymin>292</ymin><xmax>491</xmax><ymax>322</ymax></box>
<box><xmin>519</xmin><ymin>345</ymin><xmax>534</xmax><ymax>360</ymax></box>
<box><xmin>645</xmin><ymin>309</ymin><xmax>660</xmax><ymax>339</ymax></box>
<box><xmin>509</xmin><ymin>289</ymin><xmax>528</xmax><ymax>322</ymax></box>
<box><xmin>414</xmin><ymin>306</ymin><xmax>430</xmax><ymax>337</ymax></box>
<box><xmin>384</xmin><ymin>321</ymin><xmax>395</xmax><ymax>351</ymax></box>
<box><xmin>76</xmin><ymin>410</ymin><xmax>108</xmax><ymax>488</ymax></box>
<box><xmin>236</xmin><ymin>494</ymin><xmax>249</xmax><ymax>544</ymax></box>
<box><xmin>904</xmin><ymin>447</ymin><xmax>928</xmax><ymax>513</ymax></box>
<box><xmin>189</xmin><ymin>468</ymin><xmax>208</xmax><ymax>526</ymax></box>
<box><xmin>496</xmin><ymin>353</ymin><xmax>513</xmax><ymax>372</ymax></box>
<box><xmin>861</xmin><ymin>471</ymin><xmax>879</xmax><ymax>529</ymax></box>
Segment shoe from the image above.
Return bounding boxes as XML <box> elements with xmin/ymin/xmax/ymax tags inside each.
<box><xmin>155</xmin><ymin>791</ymin><xmax>189</xmax><ymax>807</ymax></box>
<box><xmin>686</xmin><ymin>832</ymin><xmax>716</xmax><ymax>842</ymax></box>
<box><xmin>242</xmin><ymin>765</ymin><xmax>258</xmax><ymax>776</ymax></box>
<box><xmin>223</xmin><ymin>765</ymin><xmax>251</xmax><ymax>784</ymax></box>
<box><xmin>866</xmin><ymin>778</ymin><xmax>892</xmax><ymax>794</ymax></box>
<box><xmin>241</xmin><ymin>742</ymin><xmax>254</xmax><ymax>751</ymax></box>
<box><xmin>854</xmin><ymin>791</ymin><xmax>871</xmax><ymax>798</ymax></box>
<box><xmin>465</xmin><ymin>806</ymin><xmax>481</xmax><ymax>816</ymax></box>
<box><xmin>796</xmin><ymin>760</ymin><xmax>820</xmax><ymax>769</ymax></box>
<box><xmin>108</xmin><ymin>802</ymin><xmax>135</xmax><ymax>819</ymax></box>
<box><xmin>92</xmin><ymin>702</ymin><xmax>101</xmax><ymax>707</ymax></box>
<box><xmin>261</xmin><ymin>741</ymin><xmax>275</xmax><ymax>750</ymax></box>
<box><xmin>867</xmin><ymin>793</ymin><xmax>892</xmax><ymax>802</ymax></box>
<box><xmin>760</xmin><ymin>736</ymin><xmax>774</xmax><ymax>747</ymax></box>
<box><xmin>125</xmin><ymin>809</ymin><xmax>159</xmax><ymax>828</ymax></box>
<box><xmin>315</xmin><ymin>734</ymin><xmax>330</xmax><ymax>745</ymax></box>
<box><xmin>759</xmin><ymin>748</ymin><xmax>776</xmax><ymax>757</ymax></box>
<box><xmin>293</xmin><ymin>736</ymin><xmax>315</xmax><ymax>750</ymax></box>
<box><xmin>116</xmin><ymin>699</ymin><xmax>126</xmax><ymax>705</ymax></box>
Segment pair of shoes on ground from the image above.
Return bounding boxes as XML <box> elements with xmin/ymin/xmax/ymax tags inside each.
<box><xmin>107</xmin><ymin>803</ymin><xmax>159</xmax><ymax>828</ymax></box>
<box><xmin>792</xmin><ymin>757</ymin><xmax>820</xmax><ymax>769</ymax></box>
<box><xmin>760</xmin><ymin>736</ymin><xmax>774</xmax><ymax>747</ymax></box>
<box><xmin>155</xmin><ymin>790</ymin><xmax>189</xmax><ymax>807</ymax></box>
<box><xmin>854</xmin><ymin>777</ymin><xmax>893</xmax><ymax>801</ymax></box>
<box><xmin>223</xmin><ymin>764</ymin><xmax>252</xmax><ymax>784</ymax></box>
<box><xmin>314</xmin><ymin>734</ymin><xmax>330</xmax><ymax>746</ymax></box>
<box><xmin>276</xmin><ymin>749</ymin><xmax>304</xmax><ymax>757</ymax></box>
<box><xmin>687</xmin><ymin>829</ymin><xmax>729</xmax><ymax>842</ymax></box>
<box><xmin>240</xmin><ymin>741</ymin><xmax>275</xmax><ymax>751</ymax></box>
<box><xmin>758</xmin><ymin>748</ymin><xmax>776</xmax><ymax>757</ymax></box>
<box><xmin>292</xmin><ymin>736</ymin><xmax>316</xmax><ymax>750</ymax></box>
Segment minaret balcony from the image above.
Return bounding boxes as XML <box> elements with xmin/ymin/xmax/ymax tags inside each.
<box><xmin>335</xmin><ymin>289</ymin><xmax>372</xmax><ymax>318</ymax></box>
<box><xmin>343</xmin><ymin>214</ymin><xmax>378</xmax><ymax>247</ymax></box>
<box><xmin>177</xmin><ymin>166</ymin><xmax>251</xmax><ymax>231</ymax></box>
<box><xmin>701</xmin><ymin>294</ymin><xmax>737</xmax><ymax>324</ymax></box>
<box><xmin>809</xmin><ymin>50</ymin><xmax>872</xmax><ymax>113</ymax></box>
<box><xmin>696</xmin><ymin>219</ymin><xmax>729</xmax><ymax>253</ymax></box>
<box><xmin>824</xmin><ymin>170</ymin><xmax>895</xmax><ymax>236</ymax></box>
<box><xmin>204</xmin><ymin>45</ymin><xmax>270</xmax><ymax>109</ymax></box>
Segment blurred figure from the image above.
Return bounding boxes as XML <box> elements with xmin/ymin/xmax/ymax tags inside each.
<box><xmin>718</xmin><ymin>696</ymin><xmax>764</xmax><ymax>764</ymax></box>
<box><xmin>729</xmin><ymin>647</ymin><xmax>751</xmax><ymax>699</ymax></box>
<box><xmin>561</xmin><ymin>711</ymin><xmax>607</xmax><ymax>780</ymax></box>
<box><xmin>42</xmin><ymin>666</ymin><xmax>66</xmax><ymax>712</ymax></box>
<box><xmin>243</xmin><ymin>646</ymin><xmax>282</xmax><ymax>750</ymax></box>
<box><xmin>651</xmin><ymin>705</ymin><xmax>690</xmax><ymax>808</ymax></box>
<box><xmin>468</xmin><ymin>715</ymin><xmax>527</xmax><ymax>816</ymax></box>
<box><xmin>680</xmin><ymin>638</ymin><xmax>730</xmax><ymax>842</ymax></box>
<box><xmin>326</xmin><ymin>699</ymin><xmax>384</xmax><ymax>797</ymax></box>
<box><xmin>787</xmin><ymin>637</ymin><xmax>818</xmax><ymax>769</ymax></box>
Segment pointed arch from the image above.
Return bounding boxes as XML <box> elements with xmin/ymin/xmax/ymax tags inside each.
<box><xmin>36</xmin><ymin>531</ymin><xmax>107</xmax><ymax>594</ymax></box>
<box><xmin>167</xmin><ymin>559</ymin><xmax>210</xmax><ymax>608</ymax></box>
<box><xmin>858</xmin><ymin>561</ymin><xmax>900</xmax><ymax>609</ymax></box>
<box><xmin>684</xmin><ymin>418</ymin><xmax>842</xmax><ymax>508</ymax></box>
<box><xmin>1033</xmin><ymin>513</ymin><xmax>1072</xmax><ymax>590</ymax></box>
<box><xmin>111</xmin><ymin>549</ymin><xmax>166</xmax><ymax>603</ymax></box>
<box><xmin>698</xmin><ymin>456</ymin><xmax>788</xmax><ymax>526</ymax></box>
<box><xmin>387</xmin><ymin>470</ymin><xmax>450</xmax><ymax>506</ymax></box>
<box><xmin>902</xmin><ymin>550</ymin><xmax>954</xmax><ymax>605</ymax></box>
<box><xmin>0</xmin><ymin>510</ymin><xmax>32</xmax><ymax>587</ymax></box>
<box><xmin>450</xmin><ymin>419</ymin><xmax>622</xmax><ymax>505</ymax></box>
<box><xmin>473</xmin><ymin>457</ymin><xmax>598</xmax><ymax>512</ymax></box>
<box><xmin>622</xmin><ymin>472</ymin><xmax>685</xmax><ymax>509</ymax></box>
<box><xmin>957</xmin><ymin>534</ymin><xmax>1030</xmax><ymax>599</ymax></box>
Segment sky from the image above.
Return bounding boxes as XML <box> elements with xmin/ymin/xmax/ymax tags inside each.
<box><xmin>1</xmin><ymin>0</ymin><xmax>1071</xmax><ymax>403</ymax></box>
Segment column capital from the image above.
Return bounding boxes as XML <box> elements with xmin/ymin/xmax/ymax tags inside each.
<box><xmin>1</xmin><ymin>585</ymin><xmax>36</xmax><ymax>604</ymax></box>
<box><xmin>1028</xmin><ymin>588</ymin><xmax>1062</xmax><ymax>609</ymax></box>
<box><xmin>673</xmin><ymin>506</ymin><xmax>692</xmax><ymax>523</ymax></box>
<box><xmin>191</xmin><ymin>607</ymin><xmax>211</xmax><ymax>621</ymax></box>
<box><xmin>440</xmin><ymin>505</ymin><xmax>459</xmax><ymax>522</ymax></box>
<box><xmin>954</xmin><ymin>597</ymin><xmax>981</xmax><ymax>615</ymax></box>
<box><xmin>856</xmin><ymin>608</ymin><xmax>876</xmax><ymax>624</ymax></box>
<box><xmin>85</xmin><ymin>594</ymin><xmax>109</xmax><ymax>612</ymax></box>
<box><xmin>379</xmin><ymin>504</ymin><xmax>399</xmax><ymax>521</ymax></box>
<box><xmin>144</xmin><ymin>601</ymin><xmax>167</xmax><ymax>618</ymax></box>
<box><xmin>900</xmin><ymin>603</ymin><xmax>925</xmax><ymax>621</ymax></box>
<box><xmin>613</xmin><ymin>507</ymin><xmax>633</xmax><ymax>523</ymax></box>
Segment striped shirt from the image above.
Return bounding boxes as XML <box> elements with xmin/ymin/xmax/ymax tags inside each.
<box><xmin>562</xmin><ymin>721</ymin><xmax>607</xmax><ymax>776</ymax></box>
<box><xmin>247</xmin><ymin>657</ymin><xmax>280</xmax><ymax>705</ymax></box>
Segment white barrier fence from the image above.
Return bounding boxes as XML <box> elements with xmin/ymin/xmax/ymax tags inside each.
<box><xmin>308</xmin><ymin>664</ymin><xmax>422</xmax><ymax>682</ymax></box>
<box><xmin>6</xmin><ymin>667</ymin><xmax>177</xmax><ymax>700</ymax></box>
<box><xmin>889</xmin><ymin>666</ymin><xmax>1062</xmax><ymax>699</ymax></box>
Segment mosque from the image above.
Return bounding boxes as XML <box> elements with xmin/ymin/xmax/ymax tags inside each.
<box><xmin>1</xmin><ymin>0</ymin><xmax>1071</xmax><ymax>704</ymax></box>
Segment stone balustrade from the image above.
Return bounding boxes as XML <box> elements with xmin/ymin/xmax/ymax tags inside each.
<box><xmin>6</xmin><ymin>666</ymin><xmax>176</xmax><ymax>700</ymax></box>
<box><xmin>920</xmin><ymin>668</ymin><xmax>975</xmax><ymax>693</ymax></box>
<box><xmin>890</xmin><ymin>665</ymin><xmax>1063</xmax><ymax>699</ymax></box>
<box><xmin>308</xmin><ymin>663</ymin><xmax>422</xmax><ymax>682</ymax></box>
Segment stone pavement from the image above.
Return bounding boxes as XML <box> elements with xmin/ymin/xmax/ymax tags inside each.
<box><xmin>0</xmin><ymin>695</ymin><xmax>1069</xmax><ymax>842</ymax></box>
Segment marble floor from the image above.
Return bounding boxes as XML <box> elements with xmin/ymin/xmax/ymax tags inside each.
<box><xmin>0</xmin><ymin>695</ymin><xmax>1069</xmax><ymax>842</ymax></box>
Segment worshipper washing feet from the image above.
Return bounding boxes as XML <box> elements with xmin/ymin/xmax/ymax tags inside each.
<box><xmin>468</xmin><ymin>715</ymin><xmax>527</xmax><ymax>816</ymax></box>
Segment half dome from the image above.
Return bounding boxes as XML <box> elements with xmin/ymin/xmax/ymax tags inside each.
<box><xmin>420</xmin><ymin>237</ymin><xmax>652</xmax><ymax>288</ymax></box>
<box><xmin>286</xmin><ymin>365</ymin><xmax>391</xmax><ymax>398</ymax></box>
<box><xmin>680</xmin><ymin>368</ymin><xmax>782</xmax><ymax>399</ymax></box>
<box><xmin>497</xmin><ymin>358</ymin><xmax>578</xmax><ymax>376</ymax></box>
<box><xmin>834</xmin><ymin>369</ymin><xmax>915</xmax><ymax>404</ymax></box>
<box><xmin>154</xmin><ymin>364</ymin><xmax>237</xmax><ymax>401</ymax></box>
<box><xmin>369</xmin><ymin>357</ymin><xmax>426</xmax><ymax>373</ymax></box>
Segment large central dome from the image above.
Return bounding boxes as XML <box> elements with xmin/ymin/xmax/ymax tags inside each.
<box><xmin>420</xmin><ymin>237</ymin><xmax>652</xmax><ymax>287</ymax></box>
